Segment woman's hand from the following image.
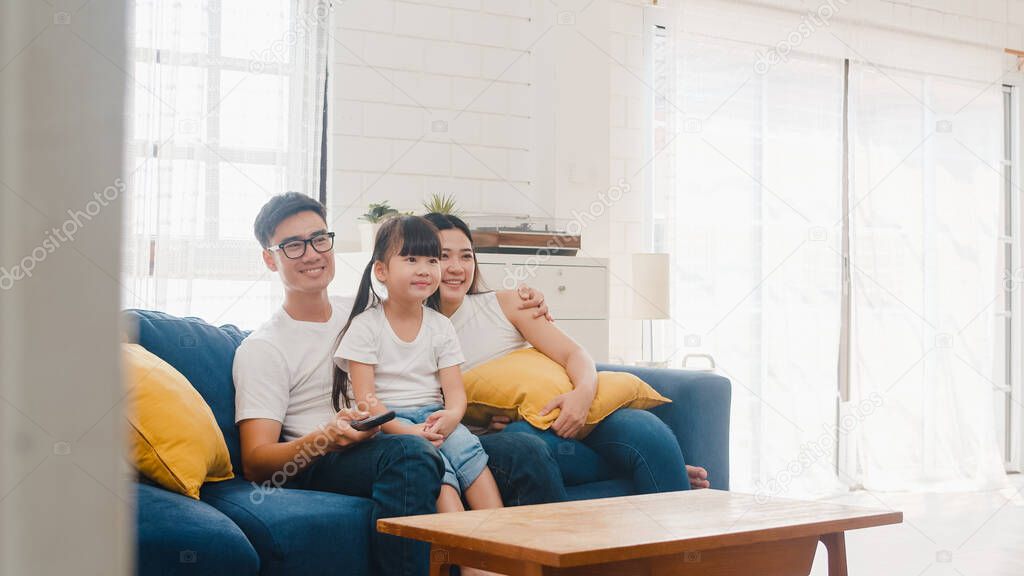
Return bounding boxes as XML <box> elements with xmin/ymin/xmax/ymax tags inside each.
<box><xmin>539</xmin><ymin>388</ymin><xmax>594</xmax><ymax>439</ymax></box>
<box><xmin>516</xmin><ymin>284</ymin><xmax>553</xmax><ymax>321</ymax></box>
<box><xmin>424</xmin><ymin>409</ymin><xmax>461</xmax><ymax>438</ymax></box>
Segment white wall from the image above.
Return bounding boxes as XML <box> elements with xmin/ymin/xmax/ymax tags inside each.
<box><xmin>0</xmin><ymin>1</ymin><xmax>130</xmax><ymax>574</ymax></box>
<box><xmin>328</xmin><ymin>0</ymin><xmax>542</xmax><ymax>249</ymax></box>
<box><xmin>327</xmin><ymin>0</ymin><xmax>1024</xmax><ymax>361</ymax></box>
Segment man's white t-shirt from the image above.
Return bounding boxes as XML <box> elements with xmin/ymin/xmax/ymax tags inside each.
<box><xmin>233</xmin><ymin>295</ymin><xmax>354</xmax><ymax>443</ymax></box>
<box><xmin>334</xmin><ymin>305</ymin><xmax>464</xmax><ymax>410</ymax></box>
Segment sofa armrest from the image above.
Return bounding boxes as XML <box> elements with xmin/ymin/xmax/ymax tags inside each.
<box><xmin>597</xmin><ymin>364</ymin><xmax>731</xmax><ymax>490</ymax></box>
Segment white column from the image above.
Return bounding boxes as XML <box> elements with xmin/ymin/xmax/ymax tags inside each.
<box><xmin>0</xmin><ymin>1</ymin><xmax>130</xmax><ymax>574</ymax></box>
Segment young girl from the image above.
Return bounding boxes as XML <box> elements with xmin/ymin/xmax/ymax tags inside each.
<box><xmin>332</xmin><ymin>216</ymin><xmax>504</xmax><ymax>545</ymax></box>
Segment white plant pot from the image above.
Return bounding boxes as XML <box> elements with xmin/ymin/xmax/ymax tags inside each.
<box><xmin>359</xmin><ymin>222</ymin><xmax>380</xmax><ymax>252</ymax></box>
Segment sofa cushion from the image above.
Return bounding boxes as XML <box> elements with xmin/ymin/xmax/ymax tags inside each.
<box><xmin>125</xmin><ymin>343</ymin><xmax>234</xmax><ymax>499</ymax></box>
<box><xmin>462</xmin><ymin>348</ymin><xmax>671</xmax><ymax>437</ymax></box>
<box><xmin>126</xmin><ymin>309</ymin><xmax>249</xmax><ymax>473</ymax></box>
<box><xmin>200</xmin><ymin>478</ymin><xmax>374</xmax><ymax>576</ymax></box>
<box><xmin>137</xmin><ymin>481</ymin><xmax>259</xmax><ymax>575</ymax></box>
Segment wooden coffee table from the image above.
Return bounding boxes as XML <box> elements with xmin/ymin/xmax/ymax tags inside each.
<box><xmin>378</xmin><ymin>489</ymin><xmax>902</xmax><ymax>576</ymax></box>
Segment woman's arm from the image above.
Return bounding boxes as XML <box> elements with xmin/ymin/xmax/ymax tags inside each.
<box><xmin>495</xmin><ymin>291</ymin><xmax>598</xmax><ymax>438</ymax></box>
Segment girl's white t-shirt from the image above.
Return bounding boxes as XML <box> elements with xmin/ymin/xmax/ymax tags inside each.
<box><xmin>334</xmin><ymin>305</ymin><xmax>464</xmax><ymax>410</ymax></box>
<box><xmin>233</xmin><ymin>295</ymin><xmax>354</xmax><ymax>443</ymax></box>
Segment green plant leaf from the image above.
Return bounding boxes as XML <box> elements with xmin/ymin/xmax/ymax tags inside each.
<box><xmin>422</xmin><ymin>192</ymin><xmax>459</xmax><ymax>215</ymax></box>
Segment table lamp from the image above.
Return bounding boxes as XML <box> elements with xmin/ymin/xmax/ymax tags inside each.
<box><xmin>631</xmin><ymin>253</ymin><xmax>670</xmax><ymax>365</ymax></box>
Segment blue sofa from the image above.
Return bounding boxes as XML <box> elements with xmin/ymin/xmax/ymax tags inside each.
<box><xmin>127</xmin><ymin>309</ymin><xmax>731</xmax><ymax>576</ymax></box>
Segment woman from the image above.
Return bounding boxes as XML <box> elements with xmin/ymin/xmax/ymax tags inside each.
<box><xmin>424</xmin><ymin>212</ymin><xmax>711</xmax><ymax>493</ymax></box>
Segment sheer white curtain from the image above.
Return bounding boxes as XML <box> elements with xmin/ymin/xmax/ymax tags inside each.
<box><xmin>123</xmin><ymin>0</ymin><xmax>329</xmax><ymax>328</ymax></box>
<box><xmin>848</xmin><ymin>65</ymin><xmax>1008</xmax><ymax>491</ymax></box>
<box><xmin>652</xmin><ymin>34</ymin><xmax>846</xmax><ymax>498</ymax></box>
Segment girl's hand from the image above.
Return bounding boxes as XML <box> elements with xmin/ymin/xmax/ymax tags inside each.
<box><xmin>393</xmin><ymin>422</ymin><xmax>445</xmax><ymax>448</ymax></box>
<box><xmin>487</xmin><ymin>415</ymin><xmax>511</xmax><ymax>432</ymax></box>
<box><xmin>538</xmin><ymin>389</ymin><xmax>593</xmax><ymax>439</ymax></box>
<box><xmin>516</xmin><ymin>284</ymin><xmax>553</xmax><ymax>321</ymax></box>
<box><xmin>423</xmin><ymin>409</ymin><xmax>461</xmax><ymax>438</ymax></box>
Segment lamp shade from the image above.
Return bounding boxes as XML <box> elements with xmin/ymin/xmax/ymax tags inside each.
<box><xmin>631</xmin><ymin>253</ymin><xmax>670</xmax><ymax>320</ymax></box>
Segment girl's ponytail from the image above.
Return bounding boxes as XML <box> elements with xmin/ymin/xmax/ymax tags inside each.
<box><xmin>331</xmin><ymin>259</ymin><xmax>378</xmax><ymax>411</ymax></box>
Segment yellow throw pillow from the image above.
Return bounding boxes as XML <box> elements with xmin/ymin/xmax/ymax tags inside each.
<box><xmin>461</xmin><ymin>348</ymin><xmax>670</xmax><ymax>438</ymax></box>
<box><xmin>123</xmin><ymin>343</ymin><xmax>233</xmax><ymax>499</ymax></box>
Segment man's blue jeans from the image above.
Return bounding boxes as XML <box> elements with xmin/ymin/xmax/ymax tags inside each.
<box><xmin>288</xmin><ymin>434</ymin><xmax>443</xmax><ymax>576</ymax></box>
<box><xmin>288</xmin><ymin>431</ymin><xmax>565</xmax><ymax>576</ymax></box>
<box><xmin>504</xmin><ymin>408</ymin><xmax>691</xmax><ymax>493</ymax></box>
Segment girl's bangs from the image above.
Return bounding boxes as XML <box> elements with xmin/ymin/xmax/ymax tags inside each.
<box><xmin>395</xmin><ymin>217</ymin><xmax>440</xmax><ymax>257</ymax></box>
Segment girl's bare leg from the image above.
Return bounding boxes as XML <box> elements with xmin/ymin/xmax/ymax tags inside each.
<box><xmin>436</xmin><ymin>484</ymin><xmax>464</xmax><ymax>513</ymax></box>
<box><xmin>451</xmin><ymin>472</ymin><xmax>506</xmax><ymax>575</ymax></box>
<box><xmin>463</xmin><ymin>468</ymin><xmax>503</xmax><ymax>510</ymax></box>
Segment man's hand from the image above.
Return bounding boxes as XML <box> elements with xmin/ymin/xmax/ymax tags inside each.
<box><xmin>319</xmin><ymin>408</ymin><xmax>379</xmax><ymax>452</ymax></box>
<box><xmin>516</xmin><ymin>284</ymin><xmax>553</xmax><ymax>321</ymax></box>
<box><xmin>423</xmin><ymin>409</ymin><xmax>461</xmax><ymax>438</ymax></box>
<box><xmin>538</xmin><ymin>388</ymin><xmax>593</xmax><ymax>439</ymax></box>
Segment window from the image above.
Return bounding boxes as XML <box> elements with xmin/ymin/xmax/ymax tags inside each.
<box><xmin>647</xmin><ymin>19</ymin><xmax>1009</xmax><ymax>492</ymax></box>
<box><xmin>646</xmin><ymin>29</ymin><xmax>845</xmax><ymax>496</ymax></box>
<box><xmin>124</xmin><ymin>0</ymin><xmax>328</xmax><ymax>327</ymax></box>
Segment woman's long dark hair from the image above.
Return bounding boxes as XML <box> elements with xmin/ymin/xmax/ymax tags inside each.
<box><xmin>331</xmin><ymin>215</ymin><xmax>442</xmax><ymax>411</ymax></box>
<box><xmin>422</xmin><ymin>213</ymin><xmax>489</xmax><ymax>314</ymax></box>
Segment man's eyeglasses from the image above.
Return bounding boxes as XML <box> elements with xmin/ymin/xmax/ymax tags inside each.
<box><xmin>268</xmin><ymin>232</ymin><xmax>335</xmax><ymax>259</ymax></box>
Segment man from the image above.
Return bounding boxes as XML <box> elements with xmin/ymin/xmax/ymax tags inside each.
<box><xmin>233</xmin><ymin>192</ymin><xmax>563</xmax><ymax>576</ymax></box>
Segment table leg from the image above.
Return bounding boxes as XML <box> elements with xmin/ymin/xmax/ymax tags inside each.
<box><xmin>430</xmin><ymin>546</ymin><xmax>452</xmax><ymax>576</ymax></box>
<box><xmin>819</xmin><ymin>532</ymin><xmax>848</xmax><ymax>576</ymax></box>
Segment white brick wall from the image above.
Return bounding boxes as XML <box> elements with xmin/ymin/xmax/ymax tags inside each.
<box><xmin>328</xmin><ymin>0</ymin><xmax>541</xmax><ymax>247</ymax></box>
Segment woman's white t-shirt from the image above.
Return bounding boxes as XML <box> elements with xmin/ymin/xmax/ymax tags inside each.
<box><xmin>334</xmin><ymin>305</ymin><xmax>465</xmax><ymax>410</ymax></box>
<box><xmin>449</xmin><ymin>292</ymin><xmax>531</xmax><ymax>370</ymax></box>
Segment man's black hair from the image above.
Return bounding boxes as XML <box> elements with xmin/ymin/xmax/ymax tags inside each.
<box><xmin>253</xmin><ymin>192</ymin><xmax>327</xmax><ymax>248</ymax></box>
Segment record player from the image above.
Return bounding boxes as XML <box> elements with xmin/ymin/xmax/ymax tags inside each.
<box><xmin>466</xmin><ymin>213</ymin><xmax>580</xmax><ymax>256</ymax></box>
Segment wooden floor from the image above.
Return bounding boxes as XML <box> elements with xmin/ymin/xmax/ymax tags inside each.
<box><xmin>808</xmin><ymin>473</ymin><xmax>1024</xmax><ymax>576</ymax></box>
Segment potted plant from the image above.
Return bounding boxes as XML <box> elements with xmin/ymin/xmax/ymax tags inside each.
<box><xmin>359</xmin><ymin>201</ymin><xmax>400</xmax><ymax>251</ymax></box>
<box><xmin>422</xmin><ymin>192</ymin><xmax>459</xmax><ymax>216</ymax></box>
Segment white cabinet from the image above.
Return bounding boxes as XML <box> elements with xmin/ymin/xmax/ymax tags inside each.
<box><xmin>476</xmin><ymin>254</ymin><xmax>609</xmax><ymax>361</ymax></box>
<box><xmin>333</xmin><ymin>252</ymin><xmax>611</xmax><ymax>361</ymax></box>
